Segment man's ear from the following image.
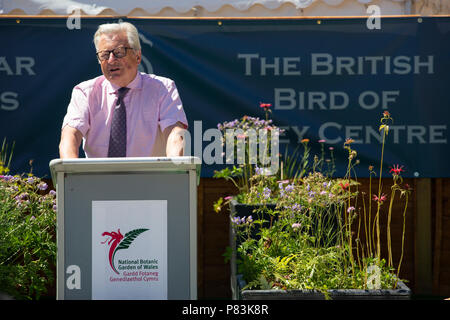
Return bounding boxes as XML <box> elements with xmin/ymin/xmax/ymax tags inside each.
<box><xmin>136</xmin><ymin>51</ymin><xmax>142</xmax><ymax>64</ymax></box>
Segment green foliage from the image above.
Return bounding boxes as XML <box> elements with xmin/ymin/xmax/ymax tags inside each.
<box><xmin>0</xmin><ymin>142</ymin><xmax>56</xmax><ymax>299</ymax></box>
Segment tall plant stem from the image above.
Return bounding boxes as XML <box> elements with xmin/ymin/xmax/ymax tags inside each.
<box><xmin>345</xmin><ymin>158</ymin><xmax>355</xmax><ymax>285</ymax></box>
<box><xmin>356</xmin><ymin>211</ymin><xmax>362</xmax><ymax>271</ymax></box>
<box><xmin>368</xmin><ymin>174</ymin><xmax>373</xmax><ymax>257</ymax></box>
<box><xmin>375</xmin><ymin>128</ymin><xmax>387</xmax><ymax>261</ymax></box>
<box><xmin>396</xmin><ymin>193</ymin><xmax>409</xmax><ymax>287</ymax></box>
<box><xmin>387</xmin><ymin>187</ymin><xmax>396</xmax><ymax>268</ymax></box>
<box><xmin>362</xmin><ymin>194</ymin><xmax>370</xmax><ymax>260</ymax></box>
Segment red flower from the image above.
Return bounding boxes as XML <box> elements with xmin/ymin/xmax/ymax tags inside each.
<box><xmin>389</xmin><ymin>164</ymin><xmax>404</xmax><ymax>176</ymax></box>
<box><xmin>339</xmin><ymin>182</ymin><xmax>349</xmax><ymax>191</ymax></box>
<box><xmin>372</xmin><ymin>193</ymin><xmax>387</xmax><ymax>203</ymax></box>
<box><xmin>383</xmin><ymin>111</ymin><xmax>391</xmax><ymax>117</ymax></box>
<box><xmin>259</xmin><ymin>102</ymin><xmax>272</xmax><ymax>109</ymax></box>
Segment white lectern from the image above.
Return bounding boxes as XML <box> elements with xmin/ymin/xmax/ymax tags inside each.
<box><xmin>49</xmin><ymin>157</ymin><xmax>201</xmax><ymax>300</ymax></box>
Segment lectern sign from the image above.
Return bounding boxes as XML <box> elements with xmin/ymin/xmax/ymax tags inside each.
<box><xmin>91</xmin><ymin>200</ymin><xmax>168</xmax><ymax>300</ymax></box>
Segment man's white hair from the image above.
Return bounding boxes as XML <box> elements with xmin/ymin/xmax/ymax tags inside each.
<box><xmin>94</xmin><ymin>21</ymin><xmax>141</xmax><ymax>52</ymax></box>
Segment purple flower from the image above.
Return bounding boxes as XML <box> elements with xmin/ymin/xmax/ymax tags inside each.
<box><xmin>262</xmin><ymin>187</ymin><xmax>271</xmax><ymax>199</ymax></box>
<box><xmin>231</xmin><ymin>215</ymin><xmax>253</xmax><ymax>226</ymax></box>
<box><xmin>15</xmin><ymin>192</ymin><xmax>29</xmax><ymax>201</ymax></box>
<box><xmin>224</xmin><ymin>196</ymin><xmax>233</xmax><ymax>201</ymax></box>
<box><xmin>231</xmin><ymin>216</ymin><xmax>241</xmax><ymax>225</ymax></box>
<box><xmin>53</xmin><ymin>204</ymin><xmax>57</xmax><ymax>211</ymax></box>
<box><xmin>1</xmin><ymin>175</ymin><xmax>13</xmax><ymax>182</ymax></box>
<box><xmin>49</xmin><ymin>190</ymin><xmax>56</xmax><ymax>196</ymax></box>
<box><xmin>10</xmin><ymin>176</ymin><xmax>19</xmax><ymax>183</ymax></box>
<box><xmin>278</xmin><ymin>181</ymin><xmax>290</xmax><ymax>198</ymax></box>
<box><xmin>278</xmin><ymin>180</ymin><xmax>289</xmax><ymax>189</ymax></box>
<box><xmin>285</xmin><ymin>184</ymin><xmax>295</xmax><ymax>193</ymax></box>
<box><xmin>26</xmin><ymin>176</ymin><xmax>36</xmax><ymax>184</ymax></box>
<box><xmin>347</xmin><ymin>206</ymin><xmax>355</xmax><ymax>213</ymax></box>
<box><xmin>38</xmin><ymin>182</ymin><xmax>48</xmax><ymax>191</ymax></box>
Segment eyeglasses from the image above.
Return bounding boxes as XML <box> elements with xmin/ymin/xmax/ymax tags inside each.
<box><xmin>96</xmin><ymin>46</ymin><xmax>133</xmax><ymax>61</ymax></box>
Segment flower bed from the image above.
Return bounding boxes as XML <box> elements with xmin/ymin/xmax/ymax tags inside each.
<box><xmin>215</xmin><ymin>107</ymin><xmax>412</xmax><ymax>299</ymax></box>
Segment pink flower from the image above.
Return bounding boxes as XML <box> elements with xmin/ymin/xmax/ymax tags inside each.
<box><xmin>389</xmin><ymin>164</ymin><xmax>404</xmax><ymax>176</ymax></box>
<box><xmin>292</xmin><ymin>223</ymin><xmax>301</xmax><ymax>230</ymax></box>
<box><xmin>372</xmin><ymin>193</ymin><xmax>387</xmax><ymax>203</ymax></box>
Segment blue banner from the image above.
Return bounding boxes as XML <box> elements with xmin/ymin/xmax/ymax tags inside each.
<box><xmin>1</xmin><ymin>17</ymin><xmax>449</xmax><ymax>177</ymax></box>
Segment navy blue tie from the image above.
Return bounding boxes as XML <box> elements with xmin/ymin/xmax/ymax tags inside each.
<box><xmin>108</xmin><ymin>87</ymin><xmax>130</xmax><ymax>157</ymax></box>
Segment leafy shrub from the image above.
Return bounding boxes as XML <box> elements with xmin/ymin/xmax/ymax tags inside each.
<box><xmin>0</xmin><ymin>142</ymin><xmax>56</xmax><ymax>299</ymax></box>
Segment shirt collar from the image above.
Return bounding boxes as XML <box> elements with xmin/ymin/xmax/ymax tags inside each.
<box><xmin>106</xmin><ymin>71</ymin><xmax>143</xmax><ymax>95</ymax></box>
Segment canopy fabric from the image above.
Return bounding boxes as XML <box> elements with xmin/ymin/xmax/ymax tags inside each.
<box><xmin>1</xmin><ymin>0</ymin><xmax>448</xmax><ymax>17</ymax></box>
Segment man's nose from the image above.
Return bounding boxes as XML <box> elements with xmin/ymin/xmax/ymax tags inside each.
<box><xmin>107</xmin><ymin>51</ymin><xmax>118</xmax><ymax>63</ymax></box>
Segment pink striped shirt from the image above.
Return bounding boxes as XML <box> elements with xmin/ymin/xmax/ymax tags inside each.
<box><xmin>62</xmin><ymin>72</ymin><xmax>188</xmax><ymax>158</ymax></box>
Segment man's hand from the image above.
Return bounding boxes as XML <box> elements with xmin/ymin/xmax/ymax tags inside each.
<box><xmin>59</xmin><ymin>125</ymin><xmax>83</xmax><ymax>158</ymax></box>
<box><xmin>165</xmin><ymin>122</ymin><xmax>186</xmax><ymax>157</ymax></box>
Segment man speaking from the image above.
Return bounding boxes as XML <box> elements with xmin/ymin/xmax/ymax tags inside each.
<box><xmin>59</xmin><ymin>22</ymin><xmax>187</xmax><ymax>159</ymax></box>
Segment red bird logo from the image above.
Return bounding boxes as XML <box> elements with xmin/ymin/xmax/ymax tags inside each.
<box><xmin>101</xmin><ymin>228</ymin><xmax>149</xmax><ymax>274</ymax></box>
